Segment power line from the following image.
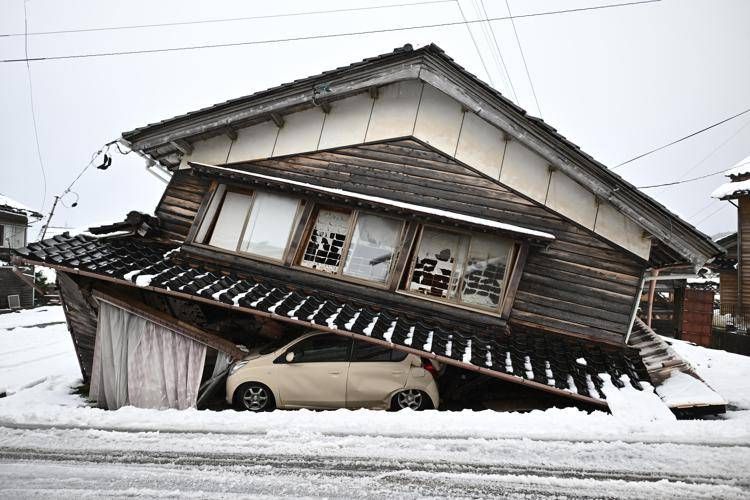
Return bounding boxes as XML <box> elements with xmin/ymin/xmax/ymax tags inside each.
<box><xmin>479</xmin><ymin>0</ymin><xmax>518</xmax><ymax>102</ymax></box>
<box><xmin>612</xmin><ymin>106</ymin><xmax>750</xmax><ymax>169</ymax></box>
<box><xmin>637</xmin><ymin>168</ymin><xmax>728</xmax><ymax>189</ymax></box>
<box><xmin>454</xmin><ymin>0</ymin><xmax>495</xmax><ymax>86</ymax></box>
<box><xmin>23</xmin><ymin>0</ymin><xmax>47</xmax><ymax>213</ymax></box>
<box><xmin>693</xmin><ymin>203</ymin><xmax>730</xmax><ymax>226</ymax></box>
<box><xmin>655</xmin><ymin>117</ymin><xmax>750</xmax><ymax>192</ymax></box>
<box><xmin>505</xmin><ymin>0</ymin><xmax>542</xmax><ymax>117</ymax></box>
<box><xmin>1</xmin><ymin>0</ymin><xmax>662</xmax><ymax>64</ymax></box>
<box><xmin>1</xmin><ymin>1</ymin><xmax>453</xmax><ymax>37</ymax></box>
<box><xmin>686</xmin><ymin>199</ymin><xmax>720</xmax><ymax>221</ymax></box>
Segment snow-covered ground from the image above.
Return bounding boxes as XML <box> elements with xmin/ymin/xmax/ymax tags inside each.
<box><xmin>1</xmin><ymin>307</ymin><xmax>749</xmax><ymax>498</ymax></box>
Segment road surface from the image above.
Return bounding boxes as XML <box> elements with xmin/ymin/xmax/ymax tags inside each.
<box><xmin>1</xmin><ymin>423</ymin><xmax>748</xmax><ymax>498</ymax></box>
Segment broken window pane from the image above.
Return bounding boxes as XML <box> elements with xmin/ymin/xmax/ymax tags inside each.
<box><xmin>208</xmin><ymin>191</ymin><xmax>253</xmax><ymax>251</ymax></box>
<box><xmin>300</xmin><ymin>208</ymin><xmax>352</xmax><ymax>273</ymax></box>
<box><xmin>459</xmin><ymin>234</ymin><xmax>511</xmax><ymax>308</ymax></box>
<box><xmin>408</xmin><ymin>228</ymin><xmax>460</xmax><ymax>298</ymax></box>
<box><xmin>343</xmin><ymin>214</ymin><xmax>402</xmax><ymax>283</ymax></box>
<box><xmin>240</xmin><ymin>192</ymin><xmax>300</xmax><ymax>260</ymax></box>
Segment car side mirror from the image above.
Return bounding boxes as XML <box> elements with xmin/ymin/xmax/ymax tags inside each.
<box><xmin>285</xmin><ymin>351</ymin><xmax>295</xmax><ymax>363</ymax></box>
<box><xmin>411</xmin><ymin>356</ymin><xmax>422</xmax><ymax>367</ymax></box>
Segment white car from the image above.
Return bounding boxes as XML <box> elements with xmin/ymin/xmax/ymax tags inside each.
<box><xmin>226</xmin><ymin>331</ymin><xmax>440</xmax><ymax>411</ymax></box>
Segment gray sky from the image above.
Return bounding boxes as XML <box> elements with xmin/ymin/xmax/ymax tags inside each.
<box><xmin>1</xmin><ymin>0</ymin><xmax>748</xmax><ymax>240</ymax></box>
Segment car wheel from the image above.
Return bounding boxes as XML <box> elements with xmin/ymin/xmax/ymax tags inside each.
<box><xmin>391</xmin><ymin>389</ymin><xmax>430</xmax><ymax>411</ymax></box>
<box><xmin>235</xmin><ymin>382</ymin><xmax>275</xmax><ymax>412</ymax></box>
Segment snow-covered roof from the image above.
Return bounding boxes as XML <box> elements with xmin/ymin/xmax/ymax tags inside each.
<box><xmin>711</xmin><ymin>178</ymin><xmax>750</xmax><ymax>200</ymax></box>
<box><xmin>726</xmin><ymin>154</ymin><xmax>750</xmax><ymax>178</ymax></box>
<box><xmin>0</xmin><ymin>193</ymin><xmax>42</xmax><ymax>219</ymax></box>
<box><xmin>190</xmin><ymin>162</ymin><xmax>555</xmax><ymax>240</ymax></box>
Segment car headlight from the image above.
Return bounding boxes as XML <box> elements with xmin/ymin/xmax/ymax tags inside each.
<box><xmin>229</xmin><ymin>361</ymin><xmax>248</xmax><ymax>376</ymax></box>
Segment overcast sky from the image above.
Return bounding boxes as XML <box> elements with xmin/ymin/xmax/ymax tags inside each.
<box><xmin>1</xmin><ymin>0</ymin><xmax>748</xmax><ymax>240</ymax></box>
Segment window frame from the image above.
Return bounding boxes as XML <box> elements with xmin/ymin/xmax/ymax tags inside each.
<box><xmin>400</xmin><ymin>224</ymin><xmax>518</xmax><ymax>315</ymax></box>
<box><xmin>293</xmin><ymin>205</ymin><xmax>407</xmax><ymax>289</ymax></box>
<box><xmin>192</xmin><ymin>184</ymin><xmax>305</xmax><ymax>265</ymax></box>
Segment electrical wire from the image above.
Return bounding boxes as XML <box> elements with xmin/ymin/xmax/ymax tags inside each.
<box><xmin>637</xmin><ymin>168</ymin><xmax>728</xmax><ymax>189</ymax></box>
<box><xmin>686</xmin><ymin>199</ymin><xmax>720</xmax><ymax>221</ymax></box>
<box><xmin>23</xmin><ymin>0</ymin><xmax>47</xmax><ymax>213</ymax></box>
<box><xmin>479</xmin><ymin>0</ymin><xmax>518</xmax><ymax>102</ymax></box>
<box><xmin>692</xmin><ymin>203</ymin><xmax>730</xmax><ymax>226</ymax></box>
<box><xmin>0</xmin><ymin>0</ymin><xmax>453</xmax><ymax>37</ymax></box>
<box><xmin>1</xmin><ymin>0</ymin><xmax>662</xmax><ymax>64</ymax></box>
<box><xmin>654</xmin><ymin>118</ymin><xmax>750</xmax><ymax>192</ymax></box>
<box><xmin>505</xmin><ymin>0</ymin><xmax>542</xmax><ymax>116</ymax></box>
<box><xmin>454</xmin><ymin>0</ymin><xmax>495</xmax><ymax>86</ymax></box>
<box><xmin>612</xmin><ymin>106</ymin><xmax>750</xmax><ymax>169</ymax></box>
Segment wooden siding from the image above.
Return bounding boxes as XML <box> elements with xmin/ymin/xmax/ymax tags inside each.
<box><xmin>0</xmin><ymin>268</ymin><xmax>34</xmax><ymax>309</ymax></box>
<box><xmin>193</xmin><ymin>139</ymin><xmax>645</xmax><ymax>344</ymax></box>
<box><xmin>155</xmin><ymin>172</ymin><xmax>212</xmax><ymax>241</ymax></box>
<box><xmin>739</xmin><ymin>197</ymin><xmax>750</xmax><ymax>311</ymax></box>
<box><xmin>57</xmin><ymin>272</ymin><xmax>99</xmax><ymax>381</ymax></box>
<box><xmin>720</xmin><ymin>270</ymin><xmax>738</xmax><ymax>313</ymax></box>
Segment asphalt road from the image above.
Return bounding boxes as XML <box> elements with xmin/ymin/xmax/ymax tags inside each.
<box><xmin>0</xmin><ymin>424</ymin><xmax>748</xmax><ymax>499</ymax></box>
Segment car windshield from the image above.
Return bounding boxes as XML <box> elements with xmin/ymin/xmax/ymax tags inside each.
<box><xmin>258</xmin><ymin>334</ymin><xmax>300</xmax><ymax>355</ymax></box>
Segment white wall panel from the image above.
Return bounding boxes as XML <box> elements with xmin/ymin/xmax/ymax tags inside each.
<box><xmin>454</xmin><ymin>112</ymin><xmax>506</xmax><ymax>179</ymax></box>
<box><xmin>413</xmin><ymin>85</ymin><xmax>464</xmax><ymax>155</ymax></box>
<box><xmin>498</xmin><ymin>140</ymin><xmax>550</xmax><ymax>203</ymax></box>
<box><xmin>273</xmin><ymin>107</ymin><xmax>325</xmax><ymax>157</ymax></box>
<box><xmin>190</xmin><ymin>135</ymin><xmax>233</xmax><ymax>165</ymax></box>
<box><xmin>545</xmin><ymin>171</ymin><xmax>597</xmax><ymax>230</ymax></box>
<box><xmin>365</xmin><ymin>80</ymin><xmax>423</xmax><ymax>142</ymax></box>
<box><xmin>318</xmin><ymin>93</ymin><xmax>374</xmax><ymax>150</ymax></box>
<box><xmin>227</xmin><ymin>121</ymin><xmax>279</xmax><ymax>163</ymax></box>
<box><xmin>594</xmin><ymin>201</ymin><xmax>652</xmax><ymax>260</ymax></box>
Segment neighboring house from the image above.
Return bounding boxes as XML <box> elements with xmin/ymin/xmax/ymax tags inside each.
<box><xmin>711</xmin><ymin>155</ymin><xmax>749</xmax><ymax>318</ymax></box>
<box><xmin>1</xmin><ymin>194</ymin><xmax>43</xmax><ymax>310</ymax></box>
<box><xmin>14</xmin><ymin>44</ymin><xmax>726</xmax><ymax>414</ymax></box>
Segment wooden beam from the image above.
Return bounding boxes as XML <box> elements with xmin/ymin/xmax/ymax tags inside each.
<box><xmin>270</xmin><ymin>112</ymin><xmax>285</xmax><ymax>129</ymax></box>
<box><xmin>91</xmin><ymin>288</ymin><xmax>247</xmax><ymax>360</ymax></box>
<box><xmin>501</xmin><ymin>242</ymin><xmax>529</xmax><ymax>319</ymax></box>
<box><xmin>170</xmin><ymin>139</ymin><xmax>193</xmax><ymax>156</ymax></box>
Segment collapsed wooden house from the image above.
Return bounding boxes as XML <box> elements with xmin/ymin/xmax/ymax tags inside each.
<box><xmin>14</xmin><ymin>44</ymin><xmax>727</xmax><ymax>414</ymax></box>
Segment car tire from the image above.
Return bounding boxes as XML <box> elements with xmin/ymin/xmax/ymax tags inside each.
<box><xmin>234</xmin><ymin>382</ymin><xmax>276</xmax><ymax>412</ymax></box>
<box><xmin>391</xmin><ymin>389</ymin><xmax>431</xmax><ymax>411</ymax></box>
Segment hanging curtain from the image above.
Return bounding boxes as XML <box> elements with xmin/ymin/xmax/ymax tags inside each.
<box><xmin>90</xmin><ymin>301</ymin><xmax>206</xmax><ymax>410</ymax></box>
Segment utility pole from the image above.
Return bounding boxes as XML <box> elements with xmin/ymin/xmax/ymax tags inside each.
<box><xmin>39</xmin><ymin>195</ymin><xmax>60</xmax><ymax>241</ymax></box>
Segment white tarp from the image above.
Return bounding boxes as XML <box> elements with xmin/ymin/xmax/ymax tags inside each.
<box><xmin>89</xmin><ymin>301</ymin><xmax>206</xmax><ymax>410</ymax></box>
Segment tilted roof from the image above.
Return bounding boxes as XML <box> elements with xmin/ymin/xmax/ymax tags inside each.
<box><xmin>15</xmin><ymin>232</ymin><xmax>651</xmax><ymax>409</ymax></box>
<box><xmin>120</xmin><ymin>43</ymin><xmax>721</xmax><ymax>268</ymax></box>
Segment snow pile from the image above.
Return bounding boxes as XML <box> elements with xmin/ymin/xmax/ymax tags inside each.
<box><xmin>601</xmin><ymin>375</ymin><xmax>675</xmax><ymax>423</ymax></box>
<box><xmin>667</xmin><ymin>336</ymin><xmax>750</xmax><ymax>410</ymax></box>
<box><xmin>0</xmin><ymin>307</ymin><xmax>80</xmax><ymax>398</ymax></box>
<box><xmin>712</xmin><ymin>178</ymin><xmax>750</xmax><ymax>199</ymax></box>
<box><xmin>656</xmin><ymin>371</ymin><xmax>726</xmax><ymax>408</ymax></box>
<box><xmin>726</xmin><ymin>154</ymin><xmax>750</xmax><ymax>178</ymax></box>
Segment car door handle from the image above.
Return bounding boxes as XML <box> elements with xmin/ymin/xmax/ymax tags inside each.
<box><xmin>391</xmin><ymin>370</ymin><xmax>404</xmax><ymax>375</ymax></box>
<box><xmin>328</xmin><ymin>371</ymin><xmax>341</xmax><ymax>375</ymax></box>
